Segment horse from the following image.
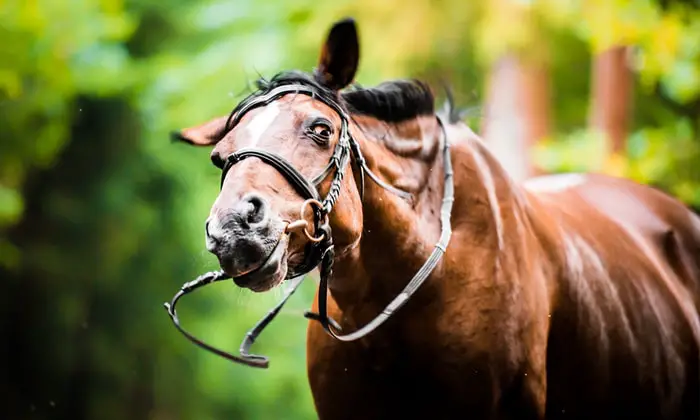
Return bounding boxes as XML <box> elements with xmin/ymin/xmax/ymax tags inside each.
<box><xmin>172</xmin><ymin>18</ymin><xmax>700</xmax><ymax>419</ymax></box>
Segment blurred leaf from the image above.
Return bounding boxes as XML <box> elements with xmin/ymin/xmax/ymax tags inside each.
<box><xmin>0</xmin><ymin>185</ymin><xmax>24</xmax><ymax>228</ymax></box>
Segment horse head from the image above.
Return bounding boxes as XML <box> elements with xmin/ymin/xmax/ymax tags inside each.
<box><xmin>175</xmin><ymin>18</ymin><xmax>448</xmax><ymax>297</ymax></box>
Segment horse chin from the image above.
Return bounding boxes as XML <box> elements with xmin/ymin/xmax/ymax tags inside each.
<box><xmin>231</xmin><ymin>235</ymin><xmax>289</xmax><ymax>293</ymax></box>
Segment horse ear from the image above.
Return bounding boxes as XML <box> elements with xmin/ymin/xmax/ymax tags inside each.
<box><xmin>170</xmin><ymin>116</ymin><xmax>229</xmax><ymax>146</ymax></box>
<box><xmin>314</xmin><ymin>18</ymin><xmax>359</xmax><ymax>91</ymax></box>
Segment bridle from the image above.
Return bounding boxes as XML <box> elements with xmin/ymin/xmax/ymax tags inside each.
<box><xmin>164</xmin><ymin>82</ymin><xmax>454</xmax><ymax>368</ymax></box>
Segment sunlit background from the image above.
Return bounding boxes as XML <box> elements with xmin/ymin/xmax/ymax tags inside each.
<box><xmin>2</xmin><ymin>0</ymin><xmax>699</xmax><ymax>419</ymax></box>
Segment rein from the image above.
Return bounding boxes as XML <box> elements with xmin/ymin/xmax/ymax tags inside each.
<box><xmin>164</xmin><ymin>83</ymin><xmax>454</xmax><ymax>368</ymax></box>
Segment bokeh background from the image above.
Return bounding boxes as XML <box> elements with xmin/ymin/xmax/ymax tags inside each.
<box><xmin>1</xmin><ymin>0</ymin><xmax>699</xmax><ymax>419</ymax></box>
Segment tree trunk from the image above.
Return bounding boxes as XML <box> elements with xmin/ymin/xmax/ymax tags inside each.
<box><xmin>481</xmin><ymin>54</ymin><xmax>551</xmax><ymax>181</ymax></box>
<box><xmin>590</xmin><ymin>46</ymin><xmax>632</xmax><ymax>155</ymax></box>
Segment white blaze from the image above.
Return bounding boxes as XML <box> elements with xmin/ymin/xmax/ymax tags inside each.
<box><xmin>245</xmin><ymin>103</ymin><xmax>281</xmax><ymax>145</ymax></box>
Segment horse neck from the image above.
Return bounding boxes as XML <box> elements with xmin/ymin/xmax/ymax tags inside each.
<box><xmin>442</xmin><ymin>125</ymin><xmax>559</xmax><ymax>303</ymax></box>
<box><xmin>330</xmin><ymin>116</ymin><xmax>547</xmax><ymax>329</ymax></box>
<box><xmin>329</xmin><ymin>114</ymin><xmax>449</xmax><ymax>315</ymax></box>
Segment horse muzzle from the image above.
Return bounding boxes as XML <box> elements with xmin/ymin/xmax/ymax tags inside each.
<box><xmin>205</xmin><ymin>194</ymin><xmax>289</xmax><ymax>291</ymax></box>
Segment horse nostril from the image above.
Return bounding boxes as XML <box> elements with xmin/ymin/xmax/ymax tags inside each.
<box><xmin>243</xmin><ymin>194</ymin><xmax>267</xmax><ymax>226</ymax></box>
<box><xmin>205</xmin><ymin>220</ymin><xmax>213</xmax><ymax>239</ymax></box>
<box><xmin>210</xmin><ymin>151</ymin><xmax>225</xmax><ymax>169</ymax></box>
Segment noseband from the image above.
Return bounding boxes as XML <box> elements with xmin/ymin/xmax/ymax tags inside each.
<box><xmin>164</xmin><ymin>83</ymin><xmax>454</xmax><ymax>368</ymax></box>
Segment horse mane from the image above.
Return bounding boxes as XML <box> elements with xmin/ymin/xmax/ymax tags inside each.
<box><xmin>235</xmin><ymin>70</ymin><xmax>439</xmax><ymax>125</ymax></box>
<box><xmin>342</xmin><ymin>79</ymin><xmax>435</xmax><ymax>122</ymax></box>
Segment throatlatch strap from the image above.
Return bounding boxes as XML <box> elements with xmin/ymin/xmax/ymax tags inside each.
<box><xmin>308</xmin><ymin>116</ymin><xmax>453</xmax><ymax>341</ymax></box>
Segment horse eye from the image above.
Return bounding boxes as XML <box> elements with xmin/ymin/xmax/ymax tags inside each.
<box><xmin>309</xmin><ymin>122</ymin><xmax>332</xmax><ymax>141</ymax></box>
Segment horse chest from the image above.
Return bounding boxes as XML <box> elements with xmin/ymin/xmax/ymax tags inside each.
<box><xmin>307</xmin><ymin>321</ymin><xmax>520</xmax><ymax>419</ymax></box>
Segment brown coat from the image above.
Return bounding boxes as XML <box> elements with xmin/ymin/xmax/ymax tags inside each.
<box><xmin>177</xmin><ymin>18</ymin><xmax>700</xmax><ymax>420</ymax></box>
<box><xmin>306</xmin><ymin>119</ymin><xmax>700</xmax><ymax>419</ymax></box>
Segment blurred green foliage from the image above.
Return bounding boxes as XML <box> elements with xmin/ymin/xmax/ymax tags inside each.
<box><xmin>1</xmin><ymin>0</ymin><xmax>698</xmax><ymax>419</ymax></box>
<box><xmin>528</xmin><ymin>0</ymin><xmax>700</xmax><ymax>205</ymax></box>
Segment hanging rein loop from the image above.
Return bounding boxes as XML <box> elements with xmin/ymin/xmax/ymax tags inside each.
<box><xmin>163</xmin><ymin>271</ymin><xmax>305</xmax><ymax>368</ymax></box>
<box><xmin>163</xmin><ymin>82</ymin><xmax>453</xmax><ymax>368</ymax></box>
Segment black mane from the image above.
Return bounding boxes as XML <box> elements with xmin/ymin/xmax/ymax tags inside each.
<box><xmin>342</xmin><ymin>79</ymin><xmax>435</xmax><ymax>122</ymax></box>
<box><xmin>243</xmin><ymin>70</ymin><xmax>436</xmax><ymax>123</ymax></box>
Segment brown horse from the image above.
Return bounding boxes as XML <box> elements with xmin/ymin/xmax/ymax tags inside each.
<box><xmin>174</xmin><ymin>18</ymin><xmax>700</xmax><ymax>420</ymax></box>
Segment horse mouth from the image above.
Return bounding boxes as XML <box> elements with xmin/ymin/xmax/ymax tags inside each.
<box><xmin>230</xmin><ymin>235</ymin><xmax>289</xmax><ymax>292</ymax></box>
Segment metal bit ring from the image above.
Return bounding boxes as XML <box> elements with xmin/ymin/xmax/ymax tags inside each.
<box><xmin>299</xmin><ymin>199</ymin><xmax>328</xmax><ymax>243</ymax></box>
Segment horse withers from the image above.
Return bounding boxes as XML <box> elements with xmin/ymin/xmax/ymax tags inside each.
<box><xmin>173</xmin><ymin>18</ymin><xmax>700</xmax><ymax>419</ymax></box>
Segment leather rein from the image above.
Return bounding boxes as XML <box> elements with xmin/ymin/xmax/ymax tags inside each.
<box><xmin>164</xmin><ymin>83</ymin><xmax>454</xmax><ymax>368</ymax></box>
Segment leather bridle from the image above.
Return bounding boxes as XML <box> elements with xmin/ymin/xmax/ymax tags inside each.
<box><xmin>164</xmin><ymin>82</ymin><xmax>454</xmax><ymax>368</ymax></box>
